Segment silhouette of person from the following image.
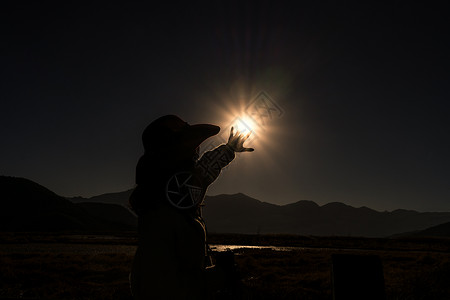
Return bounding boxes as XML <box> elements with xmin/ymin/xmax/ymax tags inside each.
<box><xmin>129</xmin><ymin>115</ymin><xmax>253</xmax><ymax>299</ymax></box>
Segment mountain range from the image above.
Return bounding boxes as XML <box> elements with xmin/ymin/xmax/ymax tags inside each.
<box><xmin>202</xmin><ymin>194</ymin><xmax>450</xmax><ymax>237</ymax></box>
<box><xmin>2</xmin><ymin>175</ymin><xmax>450</xmax><ymax>237</ymax></box>
<box><xmin>0</xmin><ymin>176</ymin><xmax>136</xmax><ymax>231</ymax></box>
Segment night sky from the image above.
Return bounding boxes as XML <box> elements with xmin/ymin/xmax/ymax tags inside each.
<box><xmin>1</xmin><ymin>2</ymin><xmax>449</xmax><ymax>212</ymax></box>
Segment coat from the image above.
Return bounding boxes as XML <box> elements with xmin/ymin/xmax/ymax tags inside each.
<box><xmin>130</xmin><ymin>144</ymin><xmax>235</xmax><ymax>299</ymax></box>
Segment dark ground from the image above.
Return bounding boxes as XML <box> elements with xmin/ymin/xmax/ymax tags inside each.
<box><xmin>1</xmin><ymin>233</ymin><xmax>450</xmax><ymax>299</ymax></box>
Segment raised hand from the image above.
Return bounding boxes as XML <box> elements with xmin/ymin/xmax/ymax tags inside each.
<box><xmin>227</xmin><ymin>127</ymin><xmax>254</xmax><ymax>152</ymax></box>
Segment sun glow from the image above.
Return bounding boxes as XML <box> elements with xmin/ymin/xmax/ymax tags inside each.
<box><xmin>199</xmin><ymin>83</ymin><xmax>285</xmax><ymax>161</ymax></box>
<box><xmin>207</xmin><ymin>95</ymin><xmax>272</xmax><ymax>149</ymax></box>
<box><xmin>233</xmin><ymin>116</ymin><xmax>257</xmax><ymax>136</ymax></box>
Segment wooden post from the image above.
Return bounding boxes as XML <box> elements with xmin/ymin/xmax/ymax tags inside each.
<box><xmin>331</xmin><ymin>254</ymin><xmax>386</xmax><ymax>300</ymax></box>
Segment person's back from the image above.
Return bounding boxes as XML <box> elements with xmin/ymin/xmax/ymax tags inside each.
<box><xmin>129</xmin><ymin>115</ymin><xmax>253</xmax><ymax>299</ymax></box>
<box><xmin>131</xmin><ymin>205</ymin><xmax>207</xmax><ymax>299</ymax></box>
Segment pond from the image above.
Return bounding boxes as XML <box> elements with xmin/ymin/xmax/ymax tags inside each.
<box><xmin>0</xmin><ymin>243</ymin><xmax>305</xmax><ymax>255</ymax></box>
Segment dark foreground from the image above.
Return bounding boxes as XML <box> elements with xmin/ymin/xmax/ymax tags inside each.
<box><xmin>1</xmin><ymin>233</ymin><xmax>450</xmax><ymax>299</ymax></box>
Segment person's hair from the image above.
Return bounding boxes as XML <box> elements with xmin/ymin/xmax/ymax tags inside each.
<box><xmin>129</xmin><ymin>150</ymin><xmax>198</xmax><ymax>216</ymax></box>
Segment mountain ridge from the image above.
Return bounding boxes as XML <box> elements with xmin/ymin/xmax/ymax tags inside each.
<box><xmin>0</xmin><ymin>176</ymin><xmax>136</xmax><ymax>231</ymax></box>
<box><xmin>3</xmin><ymin>175</ymin><xmax>450</xmax><ymax>237</ymax></box>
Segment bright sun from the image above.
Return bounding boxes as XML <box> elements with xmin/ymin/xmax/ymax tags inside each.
<box><xmin>233</xmin><ymin>116</ymin><xmax>257</xmax><ymax>135</ymax></box>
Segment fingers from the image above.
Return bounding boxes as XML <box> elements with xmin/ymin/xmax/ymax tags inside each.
<box><xmin>228</xmin><ymin>127</ymin><xmax>234</xmax><ymax>143</ymax></box>
<box><xmin>226</xmin><ymin>126</ymin><xmax>255</xmax><ymax>153</ymax></box>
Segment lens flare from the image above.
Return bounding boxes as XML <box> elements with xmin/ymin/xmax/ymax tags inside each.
<box><xmin>233</xmin><ymin>116</ymin><xmax>257</xmax><ymax>135</ymax></box>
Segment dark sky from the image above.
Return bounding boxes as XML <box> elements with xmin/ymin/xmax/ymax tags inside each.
<box><xmin>1</xmin><ymin>1</ymin><xmax>449</xmax><ymax>211</ymax></box>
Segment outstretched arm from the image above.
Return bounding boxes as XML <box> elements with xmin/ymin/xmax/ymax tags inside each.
<box><xmin>226</xmin><ymin>126</ymin><xmax>254</xmax><ymax>153</ymax></box>
<box><xmin>195</xmin><ymin>127</ymin><xmax>254</xmax><ymax>187</ymax></box>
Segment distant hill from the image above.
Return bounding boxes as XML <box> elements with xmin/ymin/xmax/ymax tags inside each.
<box><xmin>201</xmin><ymin>194</ymin><xmax>450</xmax><ymax>237</ymax></box>
<box><xmin>68</xmin><ymin>189</ymin><xmax>133</xmax><ymax>207</ymax></box>
<box><xmin>77</xmin><ymin>202</ymin><xmax>137</xmax><ymax>229</ymax></box>
<box><xmin>4</xmin><ymin>175</ymin><xmax>450</xmax><ymax>237</ymax></box>
<box><xmin>403</xmin><ymin>221</ymin><xmax>450</xmax><ymax>238</ymax></box>
<box><xmin>0</xmin><ymin>176</ymin><xmax>136</xmax><ymax>231</ymax></box>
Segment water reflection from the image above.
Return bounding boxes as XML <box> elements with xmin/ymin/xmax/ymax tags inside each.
<box><xmin>211</xmin><ymin>244</ymin><xmax>300</xmax><ymax>252</ymax></box>
<box><xmin>0</xmin><ymin>243</ymin><xmax>301</xmax><ymax>255</ymax></box>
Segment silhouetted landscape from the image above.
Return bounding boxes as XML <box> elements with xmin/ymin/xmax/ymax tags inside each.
<box><xmin>2</xmin><ymin>175</ymin><xmax>450</xmax><ymax>299</ymax></box>
<box><xmin>2</xmin><ymin>232</ymin><xmax>450</xmax><ymax>299</ymax></box>
<box><xmin>202</xmin><ymin>194</ymin><xmax>450</xmax><ymax>237</ymax></box>
<box><xmin>3</xmin><ymin>176</ymin><xmax>450</xmax><ymax>238</ymax></box>
<box><xmin>0</xmin><ymin>176</ymin><xmax>137</xmax><ymax>232</ymax></box>
<box><xmin>2</xmin><ymin>0</ymin><xmax>449</xmax><ymax>298</ymax></box>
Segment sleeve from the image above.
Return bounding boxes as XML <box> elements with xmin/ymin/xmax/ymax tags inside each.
<box><xmin>194</xmin><ymin>144</ymin><xmax>235</xmax><ymax>187</ymax></box>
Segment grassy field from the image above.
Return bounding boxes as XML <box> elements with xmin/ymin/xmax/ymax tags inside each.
<box><xmin>1</xmin><ymin>233</ymin><xmax>450</xmax><ymax>299</ymax></box>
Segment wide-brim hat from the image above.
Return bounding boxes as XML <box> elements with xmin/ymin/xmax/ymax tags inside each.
<box><xmin>142</xmin><ymin>115</ymin><xmax>220</xmax><ymax>152</ymax></box>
